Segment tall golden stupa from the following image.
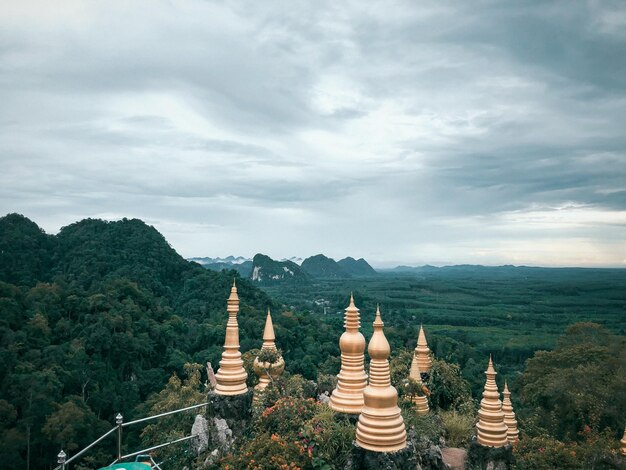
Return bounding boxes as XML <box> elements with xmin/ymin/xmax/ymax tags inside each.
<box><xmin>355</xmin><ymin>306</ymin><xmax>407</xmax><ymax>452</ymax></box>
<box><xmin>253</xmin><ymin>308</ymin><xmax>285</xmax><ymax>391</ymax></box>
<box><xmin>475</xmin><ymin>356</ymin><xmax>509</xmax><ymax>447</ymax></box>
<box><xmin>415</xmin><ymin>325</ymin><xmax>433</xmax><ymax>374</ymax></box>
<box><xmin>330</xmin><ymin>294</ymin><xmax>368</xmax><ymax>414</ymax></box>
<box><xmin>620</xmin><ymin>427</ymin><xmax>626</xmax><ymax>456</ymax></box>
<box><xmin>501</xmin><ymin>381</ymin><xmax>519</xmax><ymax>444</ymax></box>
<box><xmin>409</xmin><ymin>352</ymin><xmax>429</xmax><ymax>415</ymax></box>
<box><xmin>214</xmin><ymin>280</ymin><xmax>248</xmax><ymax>395</ymax></box>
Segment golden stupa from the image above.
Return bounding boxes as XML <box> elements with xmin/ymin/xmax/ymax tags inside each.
<box><xmin>356</xmin><ymin>306</ymin><xmax>407</xmax><ymax>452</ymax></box>
<box><xmin>409</xmin><ymin>352</ymin><xmax>429</xmax><ymax>415</ymax></box>
<box><xmin>620</xmin><ymin>427</ymin><xmax>626</xmax><ymax>456</ymax></box>
<box><xmin>501</xmin><ymin>381</ymin><xmax>519</xmax><ymax>444</ymax></box>
<box><xmin>475</xmin><ymin>356</ymin><xmax>509</xmax><ymax>447</ymax></box>
<box><xmin>415</xmin><ymin>325</ymin><xmax>433</xmax><ymax>374</ymax></box>
<box><xmin>253</xmin><ymin>308</ymin><xmax>285</xmax><ymax>391</ymax></box>
<box><xmin>214</xmin><ymin>280</ymin><xmax>248</xmax><ymax>395</ymax></box>
<box><xmin>330</xmin><ymin>294</ymin><xmax>368</xmax><ymax>414</ymax></box>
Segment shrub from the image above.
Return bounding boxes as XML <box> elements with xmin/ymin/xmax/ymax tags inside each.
<box><xmin>300</xmin><ymin>406</ymin><xmax>354</xmax><ymax>469</ymax></box>
<box><xmin>221</xmin><ymin>432</ymin><xmax>310</xmax><ymax>470</ymax></box>
<box><xmin>258</xmin><ymin>397</ymin><xmax>319</xmax><ymax>438</ymax></box>
<box><xmin>440</xmin><ymin>410</ymin><xmax>475</xmax><ymax>447</ymax></box>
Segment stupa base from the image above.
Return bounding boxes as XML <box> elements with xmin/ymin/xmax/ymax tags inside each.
<box><xmin>206</xmin><ymin>389</ymin><xmax>252</xmax><ymax>438</ymax></box>
<box><xmin>351</xmin><ymin>440</ymin><xmax>417</xmax><ymax>470</ymax></box>
<box><xmin>468</xmin><ymin>438</ymin><xmax>515</xmax><ymax>470</ymax></box>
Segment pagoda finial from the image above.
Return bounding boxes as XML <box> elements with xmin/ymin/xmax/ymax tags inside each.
<box><xmin>502</xmin><ymin>380</ymin><xmax>519</xmax><ymax>444</ymax></box>
<box><xmin>409</xmin><ymin>352</ymin><xmax>429</xmax><ymax>415</ymax></box>
<box><xmin>415</xmin><ymin>325</ymin><xmax>433</xmax><ymax>374</ymax></box>
<box><xmin>476</xmin><ymin>356</ymin><xmax>509</xmax><ymax>447</ymax></box>
<box><xmin>214</xmin><ymin>283</ymin><xmax>248</xmax><ymax>395</ymax></box>
<box><xmin>330</xmin><ymin>296</ymin><xmax>368</xmax><ymax>414</ymax></box>
<box><xmin>356</xmin><ymin>307</ymin><xmax>406</xmax><ymax>452</ymax></box>
<box><xmin>254</xmin><ymin>307</ymin><xmax>284</xmax><ymax>391</ymax></box>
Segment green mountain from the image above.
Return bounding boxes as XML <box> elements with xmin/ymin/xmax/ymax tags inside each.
<box><xmin>0</xmin><ymin>213</ymin><xmax>56</xmax><ymax>285</ymax></box>
<box><xmin>301</xmin><ymin>254</ymin><xmax>350</xmax><ymax>278</ymax></box>
<box><xmin>250</xmin><ymin>253</ymin><xmax>309</xmax><ymax>285</ymax></box>
<box><xmin>337</xmin><ymin>256</ymin><xmax>377</xmax><ymax>277</ymax></box>
<box><xmin>0</xmin><ymin>214</ymin><xmax>337</xmax><ymax>469</ymax></box>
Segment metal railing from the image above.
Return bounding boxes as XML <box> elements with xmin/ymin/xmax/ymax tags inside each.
<box><xmin>55</xmin><ymin>402</ymin><xmax>209</xmax><ymax>470</ymax></box>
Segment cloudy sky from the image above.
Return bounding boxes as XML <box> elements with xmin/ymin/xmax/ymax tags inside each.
<box><xmin>2</xmin><ymin>1</ymin><xmax>625</xmax><ymax>267</ymax></box>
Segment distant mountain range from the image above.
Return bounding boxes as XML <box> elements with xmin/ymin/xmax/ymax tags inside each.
<box><xmin>189</xmin><ymin>254</ymin><xmax>623</xmax><ymax>284</ymax></box>
<box><xmin>189</xmin><ymin>253</ymin><xmax>377</xmax><ymax>284</ymax></box>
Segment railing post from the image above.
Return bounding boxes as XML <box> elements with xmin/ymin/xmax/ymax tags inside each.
<box><xmin>57</xmin><ymin>450</ymin><xmax>66</xmax><ymax>470</ymax></box>
<box><xmin>116</xmin><ymin>413</ymin><xmax>123</xmax><ymax>461</ymax></box>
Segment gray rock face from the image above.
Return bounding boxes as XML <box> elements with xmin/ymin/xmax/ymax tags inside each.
<box><xmin>467</xmin><ymin>438</ymin><xmax>514</xmax><ymax>470</ymax></box>
<box><xmin>212</xmin><ymin>417</ymin><xmax>233</xmax><ymax>448</ymax></box>
<box><xmin>190</xmin><ymin>414</ymin><xmax>209</xmax><ymax>455</ymax></box>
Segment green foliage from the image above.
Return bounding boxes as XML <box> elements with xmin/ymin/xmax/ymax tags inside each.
<box><xmin>400</xmin><ymin>408</ymin><xmax>443</xmax><ymax>444</ymax></box>
<box><xmin>140</xmin><ymin>363</ymin><xmax>206</xmax><ymax>469</ymax></box>
<box><xmin>514</xmin><ymin>427</ymin><xmax>620</xmax><ymax>469</ymax></box>
<box><xmin>389</xmin><ymin>349</ymin><xmax>412</xmax><ymax>390</ymax></box>
<box><xmin>519</xmin><ymin>323</ymin><xmax>626</xmax><ymax>441</ymax></box>
<box><xmin>440</xmin><ymin>409</ymin><xmax>475</xmax><ymax>447</ymax></box>
<box><xmin>428</xmin><ymin>358</ymin><xmax>473</xmax><ymax>411</ymax></box>
<box><xmin>257</xmin><ymin>397</ymin><xmax>319</xmax><ymax>437</ymax></box>
<box><xmin>299</xmin><ymin>406</ymin><xmax>354</xmax><ymax>469</ymax></box>
<box><xmin>221</xmin><ymin>432</ymin><xmax>309</xmax><ymax>469</ymax></box>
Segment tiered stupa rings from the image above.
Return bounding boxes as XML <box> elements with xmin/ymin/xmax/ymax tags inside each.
<box><xmin>330</xmin><ymin>294</ymin><xmax>368</xmax><ymax>414</ymax></box>
<box><xmin>214</xmin><ymin>280</ymin><xmax>248</xmax><ymax>395</ymax></box>
<box><xmin>355</xmin><ymin>306</ymin><xmax>407</xmax><ymax>452</ymax></box>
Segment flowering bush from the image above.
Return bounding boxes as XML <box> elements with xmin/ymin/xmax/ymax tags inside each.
<box><xmin>298</xmin><ymin>407</ymin><xmax>354</xmax><ymax>469</ymax></box>
<box><xmin>514</xmin><ymin>427</ymin><xmax>620</xmax><ymax>470</ymax></box>
<box><xmin>258</xmin><ymin>397</ymin><xmax>319</xmax><ymax>437</ymax></box>
<box><xmin>221</xmin><ymin>432</ymin><xmax>309</xmax><ymax>470</ymax></box>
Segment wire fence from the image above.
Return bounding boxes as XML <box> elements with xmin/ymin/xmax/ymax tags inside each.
<box><xmin>54</xmin><ymin>401</ymin><xmax>209</xmax><ymax>470</ymax></box>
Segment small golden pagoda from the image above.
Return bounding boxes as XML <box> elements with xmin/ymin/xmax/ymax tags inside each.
<box><xmin>415</xmin><ymin>325</ymin><xmax>433</xmax><ymax>374</ymax></box>
<box><xmin>330</xmin><ymin>294</ymin><xmax>368</xmax><ymax>414</ymax></box>
<box><xmin>253</xmin><ymin>308</ymin><xmax>285</xmax><ymax>391</ymax></box>
<box><xmin>475</xmin><ymin>356</ymin><xmax>509</xmax><ymax>447</ymax></box>
<box><xmin>501</xmin><ymin>381</ymin><xmax>519</xmax><ymax>444</ymax></box>
<box><xmin>214</xmin><ymin>280</ymin><xmax>248</xmax><ymax>395</ymax></box>
<box><xmin>356</xmin><ymin>306</ymin><xmax>407</xmax><ymax>452</ymax></box>
<box><xmin>620</xmin><ymin>427</ymin><xmax>626</xmax><ymax>456</ymax></box>
<box><xmin>409</xmin><ymin>353</ymin><xmax>429</xmax><ymax>415</ymax></box>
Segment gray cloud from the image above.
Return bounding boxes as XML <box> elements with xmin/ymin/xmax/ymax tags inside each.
<box><xmin>1</xmin><ymin>0</ymin><xmax>625</xmax><ymax>267</ymax></box>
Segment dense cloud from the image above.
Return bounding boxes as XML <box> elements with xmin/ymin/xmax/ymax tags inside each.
<box><xmin>1</xmin><ymin>1</ymin><xmax>625</xmax><ymax>266</ymax></box>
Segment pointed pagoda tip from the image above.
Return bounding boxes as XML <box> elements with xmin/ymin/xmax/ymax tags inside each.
<box><xmin>350</xmin><ymin>292</ymin><xmax>354</xmax><ymax>303</ymax></box>
<box><xmin>232</xmin><ymin>278</ymin><xmax>237</xmax><ymax>289</ymax></box>
<box><xmin>263</xmin><ymin>306</ymin><xmax>276</xmax><ymax>341</ymax></box>
<box><xmin>373</xmin><ymin>305</ymin><xmax>383</xmax><ymax>326</ymax></box>
<box><xmin>504</xmin><ymin>380</ymin><xmax>509</xmax><ymax>392</ymax></box>
<box><xmin>487</xmin><ymin>354</ymin><xmax>495</xmax><ymax>372</ymax></box>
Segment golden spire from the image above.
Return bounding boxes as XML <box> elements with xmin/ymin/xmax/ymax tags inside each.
<box><xmin>415</xmin><ymin>325</ymin><xmax>433</xmax><ymax>374</ymax></box>
<box><xmin>330</xmin><ymin>294</ymin><xmax>368</xmax><ymax>414</ymax></box>
<box><xmin>356</xmin><ymin>306</ymin><xmax>407</xmax><ymax>452</ymax></box>
<box><xmin>476</xmin><ymin>355</ymin><xmax>509</xmax><ymax>447</ymax></box>
<box><xmin>620</xmin><ymin>427</ymin><xmax>626</xmax><ymax>456</ymax></box>
<box><xmin>409</xmin><ymin>352</ymin><xmax>429</xmax><ymax>415</ymax></box>
<box><xmin>501</xmin><ymin>381</ymin><xmax>519</xmax><ymax>444</ymax></box>
<box><xmin>214</xmin><ymin>280</ymin><xmax>248</xmax><ymax>395</ymax></box>
<box><xmin>253</xmin><ymin>308</ymin><xmax>285</xmax><ymax>391</ymax></box>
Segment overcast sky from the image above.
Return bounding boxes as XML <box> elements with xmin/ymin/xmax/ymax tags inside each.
<box><xmin>1</xmin><ymin>1</ymin><xmax>625</xmax><ymax>267</ymax></box>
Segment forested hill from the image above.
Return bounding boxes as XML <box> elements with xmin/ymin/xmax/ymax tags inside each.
<box><xmin>0</xmin><ymin>214</ymin><xmax>339</xmax><ymax>468</ymax></box>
